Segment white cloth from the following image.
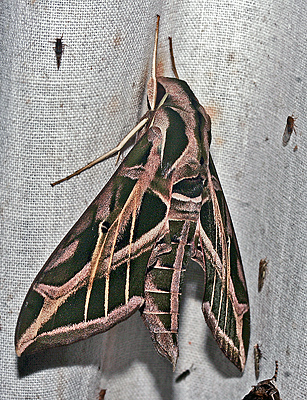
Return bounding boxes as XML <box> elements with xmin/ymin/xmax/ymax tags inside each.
<box><xmin>1</xmin><ymin>1</ymin><xmax>306</xmax><ymax>399</ymax></box>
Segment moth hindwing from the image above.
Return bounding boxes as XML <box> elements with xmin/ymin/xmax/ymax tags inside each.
<box><xmin>15</xmin><ymin>16</ymin><xmax>250</xmax><ymax>371</ymax></box>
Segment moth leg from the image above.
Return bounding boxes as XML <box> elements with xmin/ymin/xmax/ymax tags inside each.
<box><xmin>51</xmin><ymin>117</ymin><xmax>149</xmax><ymax>186</ymax></box>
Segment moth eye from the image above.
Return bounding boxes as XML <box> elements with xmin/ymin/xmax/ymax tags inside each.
<box><xmin>200</xmin><ymin>156</ymin><xmax>205</xmax><ymax>165</ymax></box>
<box><xmin>100</xmin><ymin>221</ymin><xmax>110</xmax><ymax>233</ymax></box>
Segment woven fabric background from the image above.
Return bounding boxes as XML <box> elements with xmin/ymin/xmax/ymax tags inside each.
<box><xmin>1</xmin><ymin>0</ymin><xmax>306</xmax><ymax>399</ymax></box>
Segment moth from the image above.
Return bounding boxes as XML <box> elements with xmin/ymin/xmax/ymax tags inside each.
<box><xmin>258</xmin><ymin>258</ymin><xmax>268</xmax><ymax>292</ymax></box>
<box><xmin>50</xmin><ymin>34</ymin><xmax>65</xmax><ymax>69</ymax></box>
<box><xmin>15</xmin><ymin>16</ymin><xmax>250</xmax><ymax>371</ymax></box>
<box><xmin>282</xmin><ymin>115</ymin><xmax>297</xmax><ymax>146</ymax></box>
<box><xmin>242</xmin><ymin>361</ymin><xmax>281</xmax><ymax>399</ymax></box>
<box><xmin>254</xmin><ymin>343</ymin><xmax>263</xmax><ymax>380</ymax></box>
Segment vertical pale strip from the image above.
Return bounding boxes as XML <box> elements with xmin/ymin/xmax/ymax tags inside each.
<box><xmin>125</xmin><ymin>190</ymin><xmax>139</xmax><ymax>303</ymax></box>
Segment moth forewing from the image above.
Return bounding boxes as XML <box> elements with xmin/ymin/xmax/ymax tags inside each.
<box><xmin>16</xmin><ymin>16</ymin><xmax>250</xmax><ymax>372</ymax></box>
<box><xmin>15</xmin><ymin>120</ymin><xmax>164</xmax><ymax>356</ymax></box>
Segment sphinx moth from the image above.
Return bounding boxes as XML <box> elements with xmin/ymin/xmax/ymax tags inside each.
<box><xmin>243</xmin><ymin>361</ymin><xmax>281</xmax><ymax>399</ymax></box>
<box><xmin>15</xmin><ymin>16</ymin><xmax>250</xmax><ymax>371</ymax></box>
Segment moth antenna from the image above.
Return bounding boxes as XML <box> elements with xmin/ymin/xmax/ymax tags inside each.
<box><xmin>272</xmin><ymin>360</ymin><xmax>279</xmax><ymax>381</ymax></box>
<box><xmin>147</xmin><ymin>15</ymin><xmax>160</xmax><ymax>110</ymax></box>
<box><xmin>168</xmin><ymin>37</ymin><xmax>179</xmax><ymax>79</ymax></box>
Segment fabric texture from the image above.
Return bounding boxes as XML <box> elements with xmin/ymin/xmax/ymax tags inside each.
<box><xmin>1</xmin><ymin>0</ymin><xmax>306</xmax><ymax>398</ymax></box>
